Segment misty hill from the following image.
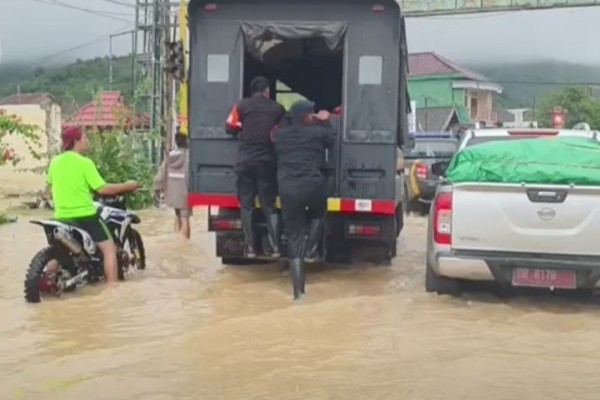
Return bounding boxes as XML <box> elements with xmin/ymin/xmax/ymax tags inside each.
<box><xmin>0</xmin><ymin>56</ymin><xmax>133</xmax><ymax>114</ymax></box>
<box><xmin>469</xmin><ymin>61</ymin><xmax>600</xmax><ymax>108</ymax></box>
<box><xmin>1</xmin><ymin>56</ymin><xmax>599</xmax><ymax>114</ymax></box>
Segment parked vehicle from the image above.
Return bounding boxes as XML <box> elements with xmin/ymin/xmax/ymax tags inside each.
<box><xmin>405</xmin><ymin>132</ymin><xmax>458</xmax><ymax>214</ymax></box>
<box><xmin>24</xmin><ymin>194</ymin><xmax>146</xmax><ymax>303</ymax></box>
<box><xmin>187</xmin><ymin>0</ymin><xmax>412</xmax><ymax>265</ymax></box>
<box><xmin>426</xmin><ymin>128</ymin><xmax>600</xmax><ymax>295</ymax></box>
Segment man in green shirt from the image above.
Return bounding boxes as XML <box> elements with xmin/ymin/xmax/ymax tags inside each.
<box><xmin>47</xmin><ymin>126</ymin><xmax>139</xmax><ymax>283</ymax></box>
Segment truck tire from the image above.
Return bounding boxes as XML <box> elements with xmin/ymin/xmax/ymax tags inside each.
<box><xmin>426</xmin><ymin>259</ymin><xmax>461</xmax><ymax>296</ymax></box>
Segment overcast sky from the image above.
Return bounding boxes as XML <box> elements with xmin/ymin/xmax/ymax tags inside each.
<box><xmin>1</xmin><ymin>0</ymin><xmax>600</xmax><ymax>66</ymax></box>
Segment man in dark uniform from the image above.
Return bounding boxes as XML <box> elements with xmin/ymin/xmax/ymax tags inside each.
<box><xmin>271</xmin><ymin>100</ymin><xmax>335</xmax><ymax>300</ymax></box>
<box><xmin>225</xmin><ymin>76</ymin><xmax>285</xmax><ymax>258</ymax></box>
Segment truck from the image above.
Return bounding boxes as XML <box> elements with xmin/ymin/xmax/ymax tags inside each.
<box><xmin>426</xmin><ymin>128</ymin><xmax>600</xmax><ymax>295</ymax></box>
<box><xmin>186</xmin><ymin>0</ymin><xmax>412</xmax><ymax>265</ymax></box>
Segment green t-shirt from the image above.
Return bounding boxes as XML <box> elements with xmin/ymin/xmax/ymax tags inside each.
<box><xmin>47</xmin><ymin>151</ymin><xmax>107</xmax><ymax>220</ymax></box>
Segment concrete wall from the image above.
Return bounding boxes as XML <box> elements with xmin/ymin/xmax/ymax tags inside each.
<box><xmin>0</xmin><ymin>103</ymin><xmax>61</xmax><ymax>195</ymax></box>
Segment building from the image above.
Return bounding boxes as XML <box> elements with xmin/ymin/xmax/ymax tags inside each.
<box><xmin>408</xmin><ymin>52</ymin><xmax>503</xmax><ymax>128</ymax></box>
<box><xmin>0</xmin><ymin>93</ymin><xmax>61</xmax><ymax>195</ymax></box>
<box><xmin>63</xmin><ymin>91</ymin><xmax>148</xmax><ymax>131</ymax></box>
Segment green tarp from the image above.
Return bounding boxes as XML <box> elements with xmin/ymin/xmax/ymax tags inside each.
<box><xmin>446</xmin><ymin>137</ymin><xmax>600</xmax><ymax>185</ymax></box>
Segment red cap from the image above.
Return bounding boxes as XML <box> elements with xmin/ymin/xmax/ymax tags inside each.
<box><xmin>62</xmin><ymin>126</ymin><xmax>83</xmax><ymax>150</ymax></box>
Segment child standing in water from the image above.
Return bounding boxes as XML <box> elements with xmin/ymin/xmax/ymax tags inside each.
<box><xmin>153</xmin><ymin>132</ymin><xmax>192</xmax><ymax>239</ymax></box>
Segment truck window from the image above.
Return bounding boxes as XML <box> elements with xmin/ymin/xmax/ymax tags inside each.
<box><xmin>359</xmin><ymin>56</ymin><xmax>383</xmax><ymax>85</ymax></box>
<box><xmin>207</xmin><ymin>54</ymin><xmax>230</xmax><ymax>83</ymax></box>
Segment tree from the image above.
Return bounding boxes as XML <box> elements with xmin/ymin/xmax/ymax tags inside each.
<box><xmin>535</xmin><ymin>87</ymin><xmax>600</xmax><ymax>129</ymax></box>
<box><xmin>0</xmin><ymin>110</ymin><xmax>41</xmax><ymax>166</ymax></box>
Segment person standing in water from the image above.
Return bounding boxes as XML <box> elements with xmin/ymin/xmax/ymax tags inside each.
<box><xmin>154</xmin><ymin>132</ymin><xmax>192</xmax><ymax>239</ymax></box>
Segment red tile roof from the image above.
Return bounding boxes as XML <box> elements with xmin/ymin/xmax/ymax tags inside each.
<box><xmin>408</xmin><ymin>52</ymin><xmax>490</xmax><ymax>82</ymax></box>
<box><xmin>65</xmin><ymin>91</ymin><xmax>125</xmax><ymax>128</ymax></box>
<box><xmin>0</xmin><ymin>92</ymin><xmax>57</xmax><ymax>106</ymax></box>
<box><xmin>64</xmin><ymin>91</ymin><xmax>148</xmax><ymax>129</ymax></box>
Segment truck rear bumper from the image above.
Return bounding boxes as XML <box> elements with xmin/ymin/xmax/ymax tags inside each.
<box><xmin>433</xmin><ymin>250</ymin><xmax>600</xmax><ymax>288</ymax></box>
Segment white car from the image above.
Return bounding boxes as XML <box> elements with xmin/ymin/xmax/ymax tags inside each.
<box><xmin>426</xmin><ymin>128</ymin><xmax>600</xmax><ymax>295</ymax></box>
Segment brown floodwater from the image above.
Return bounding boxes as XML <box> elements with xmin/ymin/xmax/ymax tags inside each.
<box><xmin>1</xmin><ymin>207</ymin><xmax>600</xmax><ymax>400</ymax></box>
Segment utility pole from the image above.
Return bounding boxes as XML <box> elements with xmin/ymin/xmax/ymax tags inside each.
<box><xmin>109</xmin><ymin>30</ymin><xmax>135</xmax><ymax>90</ymax></box>
<box><xmin>133</xmin><ymin>0</ymin><xmax>170</xmax><ymax>164</ymax></box>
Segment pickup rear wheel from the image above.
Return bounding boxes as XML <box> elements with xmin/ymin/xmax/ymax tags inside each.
<box><xmin>426</xmin><ymin>259</ymin><xmax>461</xmax><ymax>296</ymax></box>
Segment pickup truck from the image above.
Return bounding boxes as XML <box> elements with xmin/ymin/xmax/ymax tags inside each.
<box><xmin>426</xmin><ymin>128</ymin><xmax>600</xmax><ymax>295</ymax></box>
<box><xmin>405</xmin><ymin>133</ymin><xmax>458</xmax><ymax>214</ymax></box>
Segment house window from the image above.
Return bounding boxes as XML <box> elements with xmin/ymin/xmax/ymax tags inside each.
<box><xmin>207</xmin><ymin>54</ymin><xmax>229</xmax><ymax>82</ymax></box>
<box><xmin>358</xmin><ymin>55</ymin><xmax>382</xmax><ymax>85</ymax></box>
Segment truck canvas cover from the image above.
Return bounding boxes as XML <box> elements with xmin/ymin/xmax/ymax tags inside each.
<box><xmin>188</xmin><ymin>0</ymin><xmax>408</xmax><ymax>204</ymax></box>
<box><xmin>446</xmin><ymin>137</ymin><xmax>600</xmax><ymax>185</ymax></box>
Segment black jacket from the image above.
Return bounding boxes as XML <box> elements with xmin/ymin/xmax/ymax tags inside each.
<box><xmin>271</xmin><ymin>119</ymin><xmax>336</xmax><ymax>192</ymax></box>
<box><xmin>225</xmin><ymin>94</ymin><xmax>285</xmax><ymax>165</ymax></box>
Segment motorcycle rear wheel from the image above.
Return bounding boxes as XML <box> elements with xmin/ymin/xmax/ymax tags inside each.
<box><xmin>24</xmin><ymin>246</ymin><xmax>77</xmax><ymax>303</ymax></box>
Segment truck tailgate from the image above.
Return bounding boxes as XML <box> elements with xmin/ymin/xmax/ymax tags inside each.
<box><xmin>451</xmin><ymin>183</ymin><xmax>600</xmax><ymax>256</ymax></box>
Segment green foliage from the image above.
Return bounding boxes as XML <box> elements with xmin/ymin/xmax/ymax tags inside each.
<box><xmin>0</xmin><ymin>56</ymin><xmax>134</xmax><ymax>113</ymax></box>
<box><xmin>0</xmin><ymin>111</ymin><xmax>42</xmax><ymax>166</ymax></box>
<box><xmin>535</xmin><ymin>87</ymin><xmax>600</xmax><ymax>129</ymax></box>
<box><xmin>85</xmin><ymin>129</ymin><xmax>155</xmax><ymax>210</ymax></box>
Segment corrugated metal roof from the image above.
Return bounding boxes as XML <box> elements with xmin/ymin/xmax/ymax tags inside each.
<box><xmin>408</xmin><ymin>52</ymin><xmax>490</xmax><ymax>82</ymax></box>
<box><xmin>0</xmin><ymin>92</ymin><xmax>57</xmax><ymax>106</ymax></box>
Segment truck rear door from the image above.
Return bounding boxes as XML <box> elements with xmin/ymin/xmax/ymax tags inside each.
<box><xmin>451</xmin><ymin>183</ymin><xmax>600</xmax><ymax>256</ymax></box>
<box><xmin>188</xmin><ymin>18</ymin><xmax>243</xmax><ymax>197</ymax></box>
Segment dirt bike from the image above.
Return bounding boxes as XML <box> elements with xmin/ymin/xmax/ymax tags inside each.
<box><xmin>24</xmin><ymin>194</ymin><xmax>146</xmax><ymax>303</ymax></box>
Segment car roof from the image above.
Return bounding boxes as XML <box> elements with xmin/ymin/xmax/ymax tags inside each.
<box><xmin>468</xmin><ymin>128</ymin><xmax>599</xmax><ymax>137</ymax></box>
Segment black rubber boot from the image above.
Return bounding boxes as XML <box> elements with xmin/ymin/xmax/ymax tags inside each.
<box><xmin>240</xmin><ymin>209</ymin><xmax>256</xmax><ymax>258</ymax></box>
<box><xmin>266</xmin><ymin>214</ymin><xmax>280</xmax><ymax>258</ymax></box>
<box><xmin>289</xmin><ymin>258</ymin><xmax>306</xmax><ymax>301</ymax></box>
<box><xmin>304</xmin><ymin>218</ymin><xmax>324</xmax><ymax>263</ymax></box>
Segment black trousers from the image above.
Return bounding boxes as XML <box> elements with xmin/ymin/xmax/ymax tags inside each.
<box><xmin>235</xmin><ymin>160</ymin><xmax>277</xmax><ymax>216</ymax></box>
<box><xmin>280</xmin><ymin>180</ymin><xmax>327</xmax><ymax>259</ymax></box>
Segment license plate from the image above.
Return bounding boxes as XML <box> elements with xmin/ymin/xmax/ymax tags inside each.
<box><xmin>512</xmin><ymin>268</ymin><xmax>576</xmax><ymax>289</ymax></box>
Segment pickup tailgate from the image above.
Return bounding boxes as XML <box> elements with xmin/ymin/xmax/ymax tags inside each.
<box><xmin>451</xmin><ymin>183</ymin><xmax>600</xmax><ymax>256</ymax></box>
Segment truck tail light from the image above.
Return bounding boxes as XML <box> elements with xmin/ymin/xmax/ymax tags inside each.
<box><xmin>210</xmin><ymin>218</ymin><xmax>241</xmax><ymax>231</ymax></box>
<box><xmin>416</xmin><ymin>162</ymin><xmax>428</xmax><ymax>180</ymax></box>
<box><xmin>348</xmin><ymin>223</ymin><xmax>381</xmax><ymax>237</ymax></box>
<box><xmin>372</xmin><ymin>4</ymin><xmax>385</xmax><ymax>12</ymax></box>
<box><xmin>433</xmin><ymin>192</ymin><xmax>452</xmax><ymax>245</ymax></box>
<box><xmin>204</xmin><ymin>3</ymin><xmax>218</xmax><ymax>11</ymax></box>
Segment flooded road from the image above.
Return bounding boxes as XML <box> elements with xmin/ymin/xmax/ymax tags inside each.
<box><xmin>2</xmin><ymin>208</ymin><xmax>600</xmax><ymax>400</ymax></box>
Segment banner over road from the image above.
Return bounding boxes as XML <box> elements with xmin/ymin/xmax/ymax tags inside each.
<box><xmin>401</xmin><ymin>0</ymin><xmax>600</xmax><ymax>16</ymax></box>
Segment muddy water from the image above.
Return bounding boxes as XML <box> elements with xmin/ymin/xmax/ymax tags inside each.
<box><xmin>2</xmin><ymin>208</ymin><xmax>600</xmax><ymax>400</ymax></box>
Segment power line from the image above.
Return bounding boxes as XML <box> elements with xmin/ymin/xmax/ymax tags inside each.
<box><xmin>99</xmin><ymin>0</ymin><xmax>136</xmax><ymax>8</ymax></box>
<box><xmin>494</xmin><ymin>80</ymin><xmax>600</xmax><ymax>86</ymax></box>
<box><xmin>30</xmin><ymin>25</ymin><xmax>134</xmax><ymax>66</ymax></box>
<box><xmin>25</xmin><ymin>0</ymin><xmax>134</xmax><ymax>22</ymax></box>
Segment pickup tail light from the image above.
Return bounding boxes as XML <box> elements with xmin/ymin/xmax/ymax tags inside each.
<box><xmin>416</xmin><ymin>162</ymin><xmax>428</xmax><ymax>180</ymax></box>
<box><xmin>433</xmin><ymin>192</ymin><xmax>452</xmax><ymax>245</ymax></box>
<box><xmin>211</xmin><ymin>218</ymin><xmax>242</xmax><ymax>231</ymax></box>
<box><xmin>348</xmin><ymin>223</ymin><xmax>382</xmax><ymax>237</ymax></box>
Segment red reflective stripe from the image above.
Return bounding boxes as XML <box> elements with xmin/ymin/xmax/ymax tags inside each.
<box><xmin>340</xmin><ymin>199</ymin><xmax>396</xmax><ymax>215</ymax></box>
<box><xmin>188</xmin><ymin>193</ymin><xmax>239</xmax><ymax>208</ymax></box>
<box><xmin>225</xmin><ymin>104</ymin><xmax>242</xmax><ymax>129</ymax></box>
